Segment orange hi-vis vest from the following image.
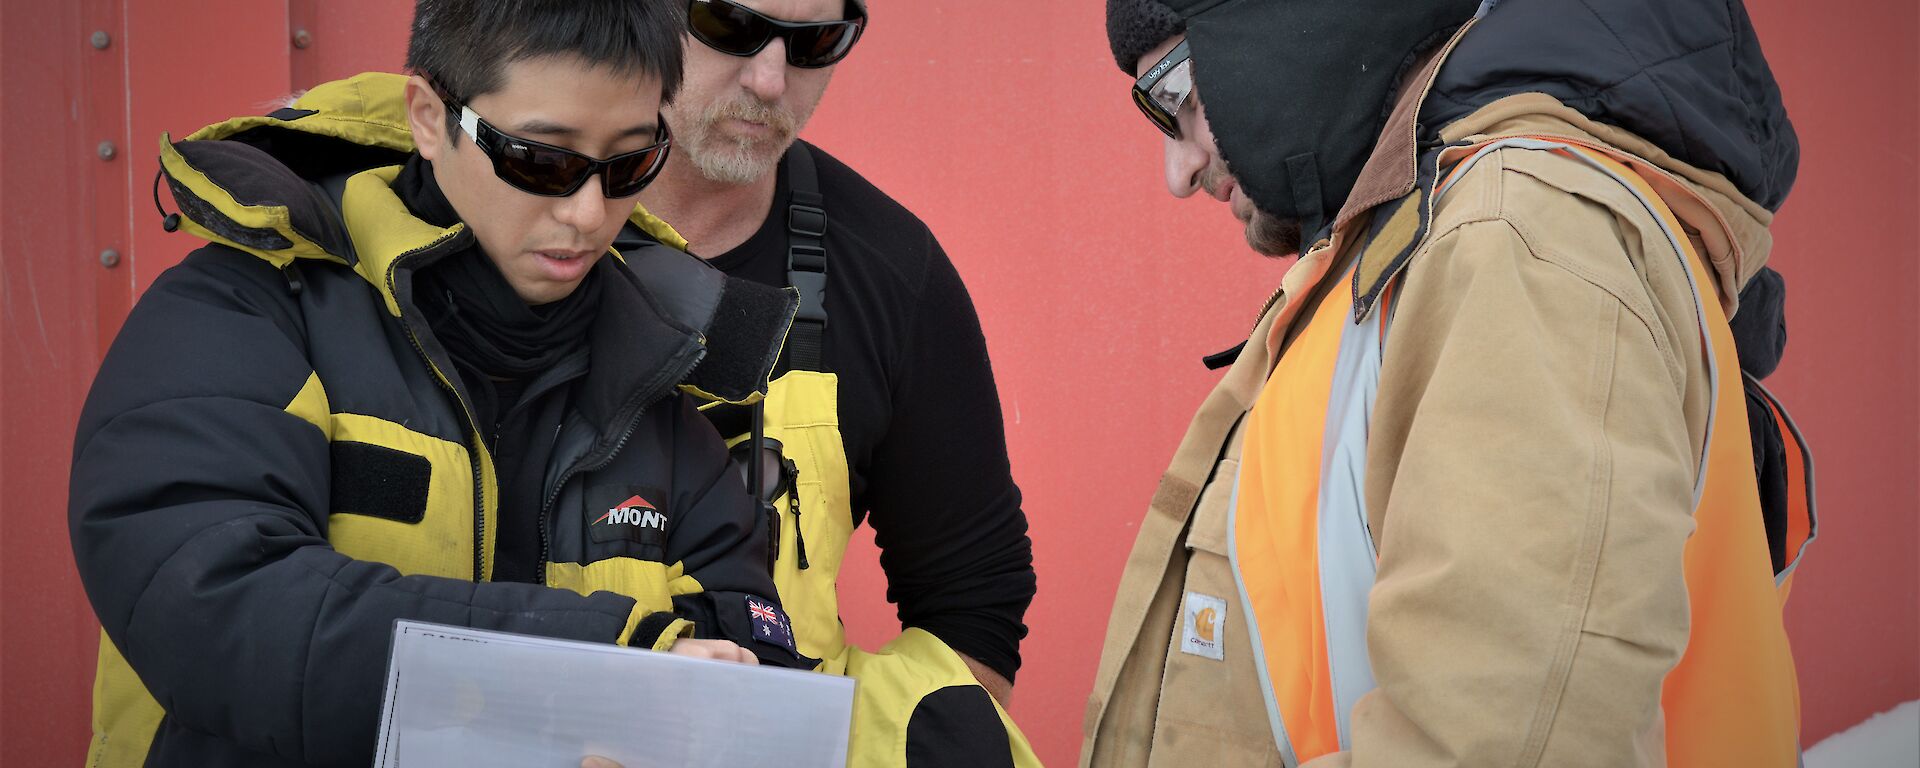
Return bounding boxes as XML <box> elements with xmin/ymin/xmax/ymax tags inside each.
<box><xmin>1230</xmin><ymin>137</ymin><xmax>1817</xmax><ymax>766</ymax></box>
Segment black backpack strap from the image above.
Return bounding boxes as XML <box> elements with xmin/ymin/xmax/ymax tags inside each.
<box><xmin>784</xmin><ymin>144</ymin><xmax>829</xmax><ymax>372</ymax></box>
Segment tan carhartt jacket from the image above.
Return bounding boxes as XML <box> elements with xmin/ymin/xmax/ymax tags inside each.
<box><xmin>1080</xmin><ymin>33</ymin><xmax>1779</xmax><ymax>768</ymax></box>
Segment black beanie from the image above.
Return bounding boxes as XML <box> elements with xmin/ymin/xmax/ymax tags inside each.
<box><xmin>1107</xmin><ymin>0</ymin><xmax>1184</xmax><ymax>74</ymax></box>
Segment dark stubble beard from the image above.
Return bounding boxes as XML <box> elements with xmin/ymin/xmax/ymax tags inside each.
<box><xmin>1245</xmin><ymin>208</ymin><xmax>1303</xmax><ymax>258</ymax></box>
<box><xmin>1201</xmin><ymin>162</ymin><xmax>1303</xmax><ymax>258</ymax></box>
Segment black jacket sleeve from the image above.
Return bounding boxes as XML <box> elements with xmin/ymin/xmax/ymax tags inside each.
<box><xmin>68</xmin><ymin>249</ymin><xmax>643</xmax><ymax>766</ymax></box>
<box><xmin>861</xmin><ymin>237</ymin><xmax>1036</xmax><ymax>681</ymax></box>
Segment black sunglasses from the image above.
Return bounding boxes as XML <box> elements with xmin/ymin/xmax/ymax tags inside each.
<box><xmin>1132</xmin><ymin>39</ymin><xmax>1193</xmax><ymax>140</ymax></box>
<box><xmin>441</xmin><ymin>93</ymin><xmax>672</xmax><ymax>198</ymax></box>
<box><xmin>687</xmin><ymin>0</ymin><xmax>867</xmax><ymax>69</ymax></box>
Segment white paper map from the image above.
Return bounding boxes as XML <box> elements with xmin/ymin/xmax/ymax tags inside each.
<box><xmin>373</xmin><ymin>621</ymin><xmax>855</xmax><ymax>768</ymax></box>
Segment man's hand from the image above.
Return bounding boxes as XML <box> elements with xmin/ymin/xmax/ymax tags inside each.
<box><xmin>958</xmin><ymin>652</ymin><xmax>1013</xmax><ymax>706</ymax></box>
<box><xmin>666</xmin><ymin>638</ymin><xmax>758</xmax><ymax>665</ymax></box>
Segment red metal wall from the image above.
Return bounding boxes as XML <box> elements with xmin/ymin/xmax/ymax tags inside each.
<box><xmin>3</xmin><ymin>2</ymin><xmax>1913</xmax><ymax>766</ymax></box>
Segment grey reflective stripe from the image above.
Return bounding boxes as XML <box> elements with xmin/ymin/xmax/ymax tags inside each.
<box><xmin>1225</xmin><ymin>303</ymin><xmax>1388</xmax><ymax>759</ymax></box>
<box><xmin>1226</xmin><ymin>466</ymin><xmax>1301</xmax><ymax>768</ymax></box>
<box><xmin>1436</xmin><ymin>138</ymin><xmax>1719</xmax><ymax>508</ymax></box>
<box><xmin>1317</xmin><ymin>292</ymin><xmax>1388</xmax><ymax>749</ymax></box>
<box><xmin>1746</xmin><ymin>371</ymin><xmax>1820</xmax><ymax>586</ymax></box>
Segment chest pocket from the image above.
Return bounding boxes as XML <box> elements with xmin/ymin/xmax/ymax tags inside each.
<box><xmin>1148</xmin><ymin>417</ymin><xmax>1288</xmax><ymax>767</ymax></box>
<box><xmin>721</xmin><ymin>370</ymin><xmax>857</xmax><ymax>666</ymax></box>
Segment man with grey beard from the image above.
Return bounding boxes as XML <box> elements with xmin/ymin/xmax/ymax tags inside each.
<box><xmin>637</xmin><ymin>1</ymin><xmax>1040</xmax><ymax>764</ymax></box>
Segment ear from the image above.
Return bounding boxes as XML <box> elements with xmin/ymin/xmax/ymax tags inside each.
<box><xmin>404</xmin><ymin>75</ymin><xmax>451</xmax><ymax>162</ymax></box>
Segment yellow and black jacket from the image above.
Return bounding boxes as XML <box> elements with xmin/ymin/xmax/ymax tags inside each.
<box><xmin>70</xmin><ymin>73</ymin><xmax>805</xmax><ymax>768</ymax></box>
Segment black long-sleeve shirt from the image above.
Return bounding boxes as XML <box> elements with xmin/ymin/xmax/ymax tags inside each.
<box><xmin>703</xmin><ymin>142</ymin><xmax>1036</xmax><ymax>680</ymax></box>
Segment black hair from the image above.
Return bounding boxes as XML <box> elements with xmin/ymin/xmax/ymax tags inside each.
<box><xmin>406</xmin><ymin>0</ymin><xmax>686</xmax><ymax>139</ymax></box>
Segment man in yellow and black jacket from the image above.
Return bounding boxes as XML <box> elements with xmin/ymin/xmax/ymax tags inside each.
<box><xmin>68</xmin><ymin>2</ymin><xmax>813</xmax><ymax>766</ymax></box>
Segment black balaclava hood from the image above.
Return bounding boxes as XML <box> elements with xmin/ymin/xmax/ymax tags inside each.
<box><xmin>1112</xmin><ymin>0</ymin><xmax>1480</xmax><ymax>240</ymax></box>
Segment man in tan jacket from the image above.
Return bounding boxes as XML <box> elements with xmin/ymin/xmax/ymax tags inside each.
<box><xmin>1084</xmin><ymin>1</ymin><xmax>1812</xmax><ymax>766</ymax></box>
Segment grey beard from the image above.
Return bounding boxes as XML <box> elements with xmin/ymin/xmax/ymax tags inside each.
<box><xmin>687</xmin><ymin>135</ymin><xmax>786</xmax><ymax>184</ymax></box>
<box><xmin>680</xmin><ymin>97</ymin><xmax>798</xmax><ymax>184</ymax></box>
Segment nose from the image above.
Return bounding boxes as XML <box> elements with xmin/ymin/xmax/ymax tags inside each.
<box><xmin>1163</xmin><ymin>134</ymin><xmax>1206</xmax><ymax>199</ymax></box>
<box><xmin>552</xmin><ymin>177</ymin><xmax>609</xmax><ymax>233</ymax></box>
<box><xmin>739</xmin><ymin>39</ymin><xmax>789</xmax><ymax>101</ymax></box>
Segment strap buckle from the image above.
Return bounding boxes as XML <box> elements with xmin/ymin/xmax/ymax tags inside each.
<box><xmin>787</xmin><ymin>204</ymin><xmax>826</xmax><ymax>239</ymax></box>
<box><xmin>789</xmin><ymin>266</ymin><xmax>828</xmax><ymax>324</ymax></box>
<box><xmin>788</xmin><ymin>243</ymin><xmax>827</xmax><ymax>274</ymax></box>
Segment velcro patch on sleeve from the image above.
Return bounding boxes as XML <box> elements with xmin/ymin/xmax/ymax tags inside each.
<box><xmin>329</xmin><ymin>441</ymin><xmax>431</xmax><ymax>523</ymax></box>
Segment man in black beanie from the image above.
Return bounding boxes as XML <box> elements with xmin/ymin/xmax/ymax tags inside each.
<box><xmin>1084</xmin><ymin>1</ymin><xmax>1812</xmax><ymax>766</ymax></box>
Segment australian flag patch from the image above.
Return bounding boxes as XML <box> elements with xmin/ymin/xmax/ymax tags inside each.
<box><xmin>743</xmin><ymin>595</ymin><xmax>796</xmax><ymax>653</ymax></box>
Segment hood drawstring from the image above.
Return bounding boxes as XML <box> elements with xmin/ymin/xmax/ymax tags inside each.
<box><xmin>152</xmin><ymin>170</ymin><xmax>182</xmax><ymax>233</ymax></box>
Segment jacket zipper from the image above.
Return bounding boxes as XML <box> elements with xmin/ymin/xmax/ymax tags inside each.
<box><xmin>1250</xmin><ymin>283</ymin><xmax>1287</xmax><ymax>341</ymax></box>
<box><xmin>387</xmin><ymin>231</ymin><xmax>495</xmax><ymax>583</ymax></box>
<box><xmin>1246</xmin><ymin>233</ymin><xmax>1342</xmax><ymax>353</ymax></box>
<box><xmin>536</xmin><ymin>410</ymin><xmax>646</xmax><ymax>588</ymax></box>
<box><xmin>536</xmin><ymin>347</ymin><xmax>707</xmax><ymax>587</ymax></box>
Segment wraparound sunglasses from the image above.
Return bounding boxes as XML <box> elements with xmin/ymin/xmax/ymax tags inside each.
<box><xmin>687</xmin><ymin>0</ymin><xmax>867</xmax><ymax>68</ymax></box>
<box><xmin>440</xmin><ymin>91</ymin><xmax>672</xmax><ymax>198</ymax></box>
<box><xmin>1133</xmin><ymin>39</ymin><xmax>1193</xmax><ymax>140</ymax></box>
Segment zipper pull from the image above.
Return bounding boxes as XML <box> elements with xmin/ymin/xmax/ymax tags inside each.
<box><xmin>785</xmin><ymin>458</ymin><xmax>809</xmax><ymax>570</ymax></box>
<box><xmin>790</xmin><ymin>492</ymin><xmax>810</xmax><ymax>570</ymax></box>
<box><xmin>282</xmin><ymin>262</ymin><xmax>304</xmax><ymax>296</ymax></box>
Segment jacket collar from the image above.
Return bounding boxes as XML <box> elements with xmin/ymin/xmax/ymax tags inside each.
<box><xmin>156</xmin><ymin>72</ymin><xmax>690</xmax><ymax>281</ymax></box>
<box><xmin>1337</xmin><ymin>19</ymin><xmax>1479</xmax><ymax>321</ymax></box>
